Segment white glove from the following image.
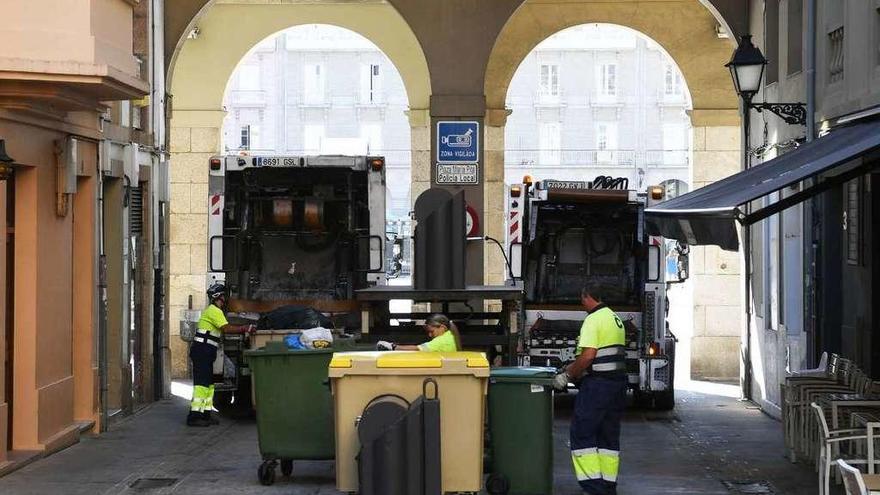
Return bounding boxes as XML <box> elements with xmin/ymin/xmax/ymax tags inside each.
<box><xmin>553</xmin><ymin>372</ymin><xmax>571</xmax><ymax>391</ymax></box>
<box><xmin>376</xmin><ymin>340</ymin><xmax>395</xmax><ymax>351</ymax></box>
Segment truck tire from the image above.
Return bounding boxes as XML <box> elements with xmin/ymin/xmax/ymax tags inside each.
<box><xmin>654</xmin><ymin>389</ymin><xmax>675</xmax><ymax>411</ymax></box>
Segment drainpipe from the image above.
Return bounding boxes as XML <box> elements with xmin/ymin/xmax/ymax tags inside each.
<box><xmin>97</xmin><ymin>156</ymin><xmax>109</xmax><ymax>432</ymax></box>
<box><xmin>804</xmin><ymin>0</ymin><xmax>817</xmax><ymax>364</ymax></box>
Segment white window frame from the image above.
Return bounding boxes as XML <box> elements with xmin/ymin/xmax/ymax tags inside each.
<box><xmin>595</xmin><ymin>122</ymin><xmax>617</xmax><ymax>163</ymax></box>
<box><xmin>539</xmin><ymin>64</ymin><xmax>560</xmax><ymax>102</ymax></box>
<box><xmin>360</xmin><ymin>63</ymin><xmax>383</xmax><ymax>104</ymax></box>
<box><xmin>304</xmin><ymin>63</ymin><xmax>326</xmax><ymax>104</ymax></box>
<box><xmin>303</xmin><ymin>124</ymin><xmax>325</xmax><ymax>155</ymax></box>
<box><xmin>240</xmin><ymin>125</ymin><xmax>250</xmax><ymax>150</ymax></box>
<box><xmin>238</xmin><ymin>65</ymin><xmax>261</xmax><ymax>91</ymax></box>
<box><xmin>538</xmin><ymin>122</ymin><xmax>561</xmax><ymax>165</ymax></box>
<box><xmin>597</xmin><ymin>63</ymin><xmax>617</xmax><ymax>99</ymax></box>
<box><xmin>360</xmin><ymin>123</ymin><xmax>383</xmax><ymax>154</ymax></box>
<box><xmin>664</xmin><ymin>64</ymin><xmax>683</xmax><ymax>96</ymax></box>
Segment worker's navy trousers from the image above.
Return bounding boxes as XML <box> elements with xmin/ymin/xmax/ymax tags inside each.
<box><xmin>570</xmin><ymin>374</ymin><xmax>627</xmax><ymax>495</ymax></box>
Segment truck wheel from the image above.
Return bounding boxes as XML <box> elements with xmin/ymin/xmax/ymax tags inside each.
<box><xmin>486</xmin><ymin>473</ymin><xmax>510</xmax><ymax>495</ymax></box>
<box><xmin>280</xmin><ymin>459</ymin><xmax>293</xmax><ymax>477</ymax></box>
<box><xmin>258</xmin><ymin>461</ymin><xmax>276</xmax><ymax>486</ymax></box>
<box><xmin>654</xmin><ymin>389</ymin><xmax>675</xmax><ymax>411</ymax></box>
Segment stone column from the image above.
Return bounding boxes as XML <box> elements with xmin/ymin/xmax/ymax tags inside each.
<box><xmin>483</xmin><ymin>108</ymin><xmax>511</xmax><ymax>286</ymax></box>
<box><xmin>407</xmin><ymin>109</ymin><xmax>431</xmax><ymax>207</ymax></box>
<box><xmin>167</xmin><ymin>110</ymin><xmax>224</xmax><ymax>379</ymax></box>
<box><xmin>688</xmin><ymin>110</ymin><xmax>743</xmax><ymax>381</ymax></box>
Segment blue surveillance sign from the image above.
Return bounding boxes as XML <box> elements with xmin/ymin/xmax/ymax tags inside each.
<box><xmin>437</xmin><ymin>121</ymin><xmax>479</xmax><ymax>163</ymax></box>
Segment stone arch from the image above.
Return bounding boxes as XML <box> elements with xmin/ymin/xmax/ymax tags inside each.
<box><xmin>481</xmin><ymin>1</ymin><xmax>745</xmax><ymax>383</ymax></box>
<box><xmin>169</xmin><ymin>3</ymin><xmax>431</xmax><ymax>114</ymax></box>
<box><xmin>484</xmin><ymin>0</ymin><xmax>737</xmax><ymax>115</ymax></box>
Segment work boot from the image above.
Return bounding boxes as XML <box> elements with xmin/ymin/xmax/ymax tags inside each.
<box><xmin>186</xmin><ymin>411</ymin><xmax>211</xmax><ymax>427</ymax></box>
<box><xmin>202</xmin><ymin>411</ymin><xmax>220</xmax><ymax>425</ymax></box>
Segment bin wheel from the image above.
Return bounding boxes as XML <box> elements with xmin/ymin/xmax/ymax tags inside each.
<box><xmin>280</xmin><ymin>459</ymin><xmax>293</xmax><ymax>477</ymax></box>
<box><xmin>258</xmin><ymin>461</ymin><xmax>276</xmax><ymax>486</ymax></box>
<box><xmin>486</xmin><ymin>473</ymin><xmax>510</xmax><ymax>495</ymax></box>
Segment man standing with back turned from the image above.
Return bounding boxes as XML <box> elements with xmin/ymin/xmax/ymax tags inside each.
<box><xmin>554</xmin><ymin>283</ymin><xmax>627</xmax><ymax>495</ymax></box>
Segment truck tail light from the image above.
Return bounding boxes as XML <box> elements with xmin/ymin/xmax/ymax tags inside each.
<box><xmin>510</xmin><ymin>185</ymin><xmax>522</xmax><ymax>197</ymax></box>
<box><xmin>649</xmin><ymin>185</ymin><xmax>664</xmax><ymax>200</ymax></box>
<box><xmin>648</xmin><ymin>341</ymin><xmax>661</xmax><ymax>356</ymax></box>
<box><xmin>210</xmin><ymin>158</ymin><xmax>222</xmax><ymax>171</ymax></box>
<box><xmin>369</xmin><ymin>158</ymin><xmax>384</xmax><ymax>171</ymax></box>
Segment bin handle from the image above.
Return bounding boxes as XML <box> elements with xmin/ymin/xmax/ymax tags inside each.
<box><xmin>423</xmin><ymin>378</ymin><xmax>439</xmax><ymax>400</ymax></box>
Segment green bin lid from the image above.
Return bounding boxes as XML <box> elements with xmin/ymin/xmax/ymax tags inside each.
<box><xmin>490</xmin><ymin>366</ymin><xmax>557</xmax><ymax>384</ymax></box>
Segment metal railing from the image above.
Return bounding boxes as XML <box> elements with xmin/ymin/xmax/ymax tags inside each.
<box><xmin>504</xmin><ymin>149</ymin><xmax>689</xmax><ymax>169</ymax></box>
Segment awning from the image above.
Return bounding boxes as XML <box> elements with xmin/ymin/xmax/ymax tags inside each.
<box><xmin>646</xmin><ymin>119</ymin><xmax>880</xmax><ymax>251</ymax></box>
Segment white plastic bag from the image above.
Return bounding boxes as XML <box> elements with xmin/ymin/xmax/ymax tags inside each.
<box><xmin>300</xmin><ymin>327</ymin><xmax>334</xmax><ymax>349</ymax></box>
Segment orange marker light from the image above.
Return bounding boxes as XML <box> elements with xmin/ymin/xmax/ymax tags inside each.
<box><xmin>523</xmin><ymin>175</ymin><xmax>533</xmax><ymax>186</ymax></box>
<box><xmin>370</xmin><ymin>158</ymin><xmax>384</xmax><ymax>171</ymax></box>
<box><xmin>649</xmin><ymin>186</ymin><xmax>664</xmax><ymax>200</ymax></box>
<box><xmin>510</xmin><ymin>185</ymin><xmax>522</xmax><ymax>198</ymax></box>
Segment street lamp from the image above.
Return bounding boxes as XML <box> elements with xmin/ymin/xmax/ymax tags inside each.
<box><xmin>0</xmin><ymin>139</ymin><xmax>15</xmax><ymax>181</ymax></box>
<box><xmin>725</xmin><ymin>35</ymin><xmax>808</xmax><ymax>403</ymax></box>
<box><xmin>726</xmin><ymin>35</ymin><xmax>807</xmax><ymax>126</ymax></box>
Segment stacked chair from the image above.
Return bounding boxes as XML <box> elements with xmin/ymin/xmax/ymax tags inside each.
<box><xmin>782</xmin><ymin>354</ymin><xmax>880</xmax><ymax>494</ymax></box>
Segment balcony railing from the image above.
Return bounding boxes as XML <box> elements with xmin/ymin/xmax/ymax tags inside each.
<box><xmin>504</xmin><ymin>149</ymin><xmax>689</xmax><ymax>169</ymax></box>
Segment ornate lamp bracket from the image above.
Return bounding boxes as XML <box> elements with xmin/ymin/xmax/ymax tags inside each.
<box><xmin>751</xmin><ymin>102</ymin><xmax>807</xmax><ymax>126</ymax></box>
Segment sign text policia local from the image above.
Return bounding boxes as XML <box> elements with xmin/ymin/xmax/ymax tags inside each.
<box><xmin>436</xmin><ymin>121</ymin><xmax>479</xmax><ymax>185</ymax></box>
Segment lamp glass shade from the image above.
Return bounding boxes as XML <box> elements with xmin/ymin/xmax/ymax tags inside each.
<box><xmin>730</xmin><ymin>63</ymin><xmax>765</xmax><ymax>95</ymax></box>
<box><xmin>725</xmin><ymin>35</ymin><xmax>767</xmax><ymax>97</ymax></box>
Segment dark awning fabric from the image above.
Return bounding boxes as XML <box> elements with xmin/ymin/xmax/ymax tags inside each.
<box><xmin>646</xmin><ymin>119</ymin><xmax>880</xmax><ymax>251</ymax></box>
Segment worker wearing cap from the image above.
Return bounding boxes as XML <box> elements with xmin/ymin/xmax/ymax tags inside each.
<box><xmin>554</xmin><ymin>284</ymin><xmax>627</xmax><ymax>495</ymax></box>
<box><xmin>376</xmin><ymin>314</ymin><xmax>461</xmax><ymax>352</ymax></box>
<box><xmin>188</xmin><ymin>283</ymin><xmax>255</xmax><ymax>427</ymax></box>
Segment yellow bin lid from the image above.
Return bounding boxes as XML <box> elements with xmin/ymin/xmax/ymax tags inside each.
<box><xmin>329</xmin><ymin>351</ymin><xmax>489</xmax><ymax>377</ymax></box>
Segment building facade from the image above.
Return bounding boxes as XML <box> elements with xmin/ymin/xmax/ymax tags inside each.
<box><xmin>746</xmin><ymin>0</ymin><xmax>879</xmax><ymax>416</ymax></box>
<box><xmin>504</xmin><ymin>24</ymin><xmax>692</xmax><ymax>192</ymax></box>
<box><xmin>0</xmin><ymin>0</ymin><xmax>168</xmax><ymax>471</ymax></box>
<box><xmin>221</xmin><ymin>25</ymin><xmax>413</xmax><ymax>222</ymax></box>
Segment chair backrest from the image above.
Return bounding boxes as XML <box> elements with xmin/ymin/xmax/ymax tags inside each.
<box><xmin>811</xmin><ymin>402</ymin><xmax>831</xmax><ymax>439</ymax></box>
<box><xmin>817</xmin><ymin>352</ymin><xmax>829</xmax><ymax>372</ymax></box>
<box><xmin>837</xmin><ymin>459</ymin><xmax>869</xmax><ymax>495</ymax></box>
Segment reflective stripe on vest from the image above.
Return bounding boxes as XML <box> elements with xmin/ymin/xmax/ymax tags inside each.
<box><xmin>194</xmin><ymin>330</ymin><xmax>221</xmax><ymax>347</ymax></box>
<box><xmin>592</xmin><ymin>344</ymin><xmax>626</xmax><ymax>374</ymax></box>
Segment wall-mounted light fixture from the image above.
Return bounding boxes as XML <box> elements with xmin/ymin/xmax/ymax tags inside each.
<box><xmin>0</xmin><ymin>139</ymin><xmax>16</xmax><ymax>181</ymax></box>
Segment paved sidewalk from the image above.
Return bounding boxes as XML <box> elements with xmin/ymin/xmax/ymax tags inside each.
<box><xmin>0</xmin><ymin>385</ymin><xmax>823</xmax><ymax>494</ymax></box>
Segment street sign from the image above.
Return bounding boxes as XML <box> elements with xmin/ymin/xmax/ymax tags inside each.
<box><xmin>436</xmin><ymin>163</ymin><xmax>479</xmax><ymax>185</ymax></box>
<box><xmin>437</xmin><ymin>121</ymin><xmax>479</xmax><ymax>163</ymax></box>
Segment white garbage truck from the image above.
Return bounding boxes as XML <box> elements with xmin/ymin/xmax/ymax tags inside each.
<box><xmin>201</xmin><ymin>154</ymin><xmax>387</xmax><ymax>412</ymax></box>
<box><xmin>507</xmin><ymin>176</ymin><xmax>689</xmax><ymax>409</ymax></box>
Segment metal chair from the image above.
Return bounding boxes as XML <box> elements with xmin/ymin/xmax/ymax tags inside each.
<box><xmin>837</xmin><ymin>459</ymin><xmax>869</xmax><ymax>495</ymax></box>
<box><xmin>812</xmin><ymin>402</ymin><xmax>870</xmax><ymax>495</ymax></box>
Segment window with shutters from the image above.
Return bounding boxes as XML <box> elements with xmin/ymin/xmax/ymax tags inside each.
<box><xmin>788</xmin><ymin>0</ymin><xmax>803</xmax><ymax>75</ymax></box>
<box><xmin>766</xmin><ymin>0</ymin><xmax>780</xmax><ymax>84</ymax></box>
<box><xmin>539</xmin><ymin>64</ymin><xmax>560</xmax><ymax>102</ymax></box>
<box><xmin>597</xmin><ymin>63</ymin><xmax>617</xmax><ymax>98</ymax></box>
<box><xmin>845</xmin><ymin>177</ymin><xmax>862</xmax><ymax>265</ymax></box>
<box><xmin>360</xmin><ymin>63</ymin><xmax>382</xmax><ymax>104</ymax></box>
<box><xmin>304</xmin><ymin>63</ymin><xmax>325</xmax><ymax>104</ymax></box>
<box><xmin>240</xmin><ymin>125</ymin><xmax>250</xmax><ymax>150</ymax></box>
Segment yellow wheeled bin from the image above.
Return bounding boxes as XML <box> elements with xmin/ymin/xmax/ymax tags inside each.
<box><xmin>328</xmin><ymin>351</ymin><xmax>489</xmax><ymax>494</ymax></box>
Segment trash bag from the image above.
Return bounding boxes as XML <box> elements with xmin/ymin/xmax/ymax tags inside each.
<box><xmin>258</xmin><ymin>305</ymin><xmax>333</xmax><ymax>330</ymax></box>
<box><xmin>284</xmin><ymin>334</ymin><xmax>306</xmax><ymax>350</ymax></box>
<box><xmin>301</xmin><ymin>327</ymin><xmax>334</xmax><ymax>349</ymax></box>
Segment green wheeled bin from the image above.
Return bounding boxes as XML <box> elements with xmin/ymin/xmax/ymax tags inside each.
<box><xmin>245</xmin><ymin>342</ymin><xmax>335</xmax><ymax>486</ymax></box>
<box><xmin>486</xmin><ymin>367</ymin><xmax>556</xmax><ymax>495</ymax></box>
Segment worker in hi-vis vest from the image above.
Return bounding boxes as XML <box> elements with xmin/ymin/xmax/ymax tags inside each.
<box><xmin>554</xmin><ymin>283</ymin><xmax>627</xmax><ymax>495</ymax></box>
<box><xmin>187</xmin><ymin>283</ymin><xmax>255</xmax><ymax>427</ymax></box>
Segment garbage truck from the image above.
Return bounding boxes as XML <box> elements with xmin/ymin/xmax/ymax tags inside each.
<box><xmin>202</xmin><ymin>154</ymin><xmax>387</xmax><ymax>412</ymax></box>
<box><xmin>506</xmin><ymin>176</ymin><xmax>689</xmax><ymax>409</ymax></box>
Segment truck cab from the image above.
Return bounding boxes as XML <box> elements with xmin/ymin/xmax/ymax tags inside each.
<box><xmin>508</xmin><ymin>176</ymin><xmax>688</xmax><ymax>409</ymax></box>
